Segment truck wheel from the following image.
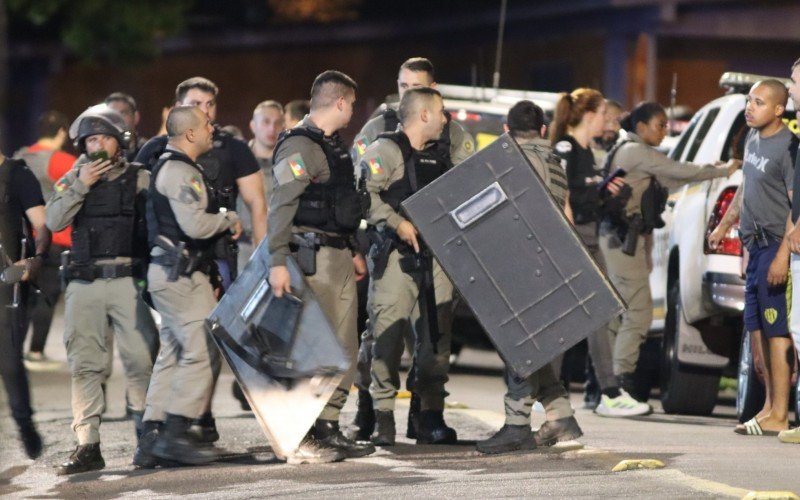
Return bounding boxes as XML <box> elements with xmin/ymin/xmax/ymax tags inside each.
<box><xmin>660</xmin><ymin>279</ymin><xmax>721</xmax><ymax>415</ymax></box>
<box><xmin>736</xmin><ymin>328</ymin><xmax>766</xmax><ymax>423</ymax></box>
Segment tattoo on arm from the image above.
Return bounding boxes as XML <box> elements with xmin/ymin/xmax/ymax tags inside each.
<box><xmin>718</xmin><ymin>180</ymin><xmax>744</xmax><ymax>228</ymax></box>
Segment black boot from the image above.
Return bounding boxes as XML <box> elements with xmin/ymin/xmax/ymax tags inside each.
<box><xmin>187</xmin><ymin>411</ymin><xmax>219</xmax><ymax>443</ymax></box>
<box><xmin>232</xmin><ymin>381</ymin><xmax>252</xmax><ymax>412</ymax></box>
<box><xmin>313</xmin><ymin>419</ymin><xmax>375</xmax><ymax>458</ymax></box>
<box><xmin>476</xmin><ymin>425</ymin><xmax>536</xmax><ymax>454</ymax></box>
<box><xmin>347</xmin><ymin>390</ymin><xmax>375</xmax><ymax>441</ymax></box>
<box><xmin>57</xmin><ymin>443</ymin><xmax>105</xmax><ymax>475</ymax></box>
<box><xmin>132</xmin><ymin>420</ymin><xmax>180</xmax><ymax>469</ymax></box>
<box><xmin>286</xmin><ymin>432</ymin><xmax>345</xmax><ymax>465</ymax></box>
<box><xmin>372</xmin><ymin>410</ymin><xmax>396</xmax><ymax>446</ymax></box>
<box><xmin>406</xmin><ymin>393</ymin><xmax>420</xmax><ymax>439</ymax></box>
<box><xmin>416</xmin><ymin>410</ymin><xmax>457</xmax><ymax>445</ymax></box>
<box><xmin>17</xmin><ymin>419</ymin><xmax>42</xmax><ymax>460</ymax></box>
<box><xmin>131</xmin><ymin>411</ymin><xmax>144</xmax><ymax>441</ymax></box>
<box><xmin>533</xmin><ymin>416</ymin><xmax>583</xmax><ymax>447</ymax></box>
<box><xmin>151</xmin><ymin>414</ymin><xmax>217</xmax><ymax>466</ymax></box>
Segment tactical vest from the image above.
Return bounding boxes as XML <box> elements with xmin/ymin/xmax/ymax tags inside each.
<box><xmin>70</xmin><ymin>163</ymin><xmax>145</xmax><ymax>264</ymax></box>
<box><xmin>14</xmin><ymin>148</ymin><xmax>56</xmax><ymax>202</ymax></box>
<box><xmin>0</xmin><ymin>159</ymin><xmax>28</xmax><ymax>262</ymax></box>
<box><xmin>273</xmin><ymin>126</ymin><xmax>365</xmax><ymax>233</ymax></box>
<box><xmin>377</xmin><ymin>131</ymin><xmax>450</xmax><ymax>212</ymax></box>
<box><xmin>197</xmin><ymin>128</ymin><xmax>238</xmax><ymax>211</ymax></box>
<box><xmin>147</xmin><ymin>151</ymin><xmax>219</xmax><ymax>253</ymax></box>
<box><xmin>519</xmin><ymin>141</ymin><xmax>568</xmax><ymax>208</ymax></box>
<box><xmin>382</xmin><ymin>108</ymin><xmax>454</xmax><ymax>173</ymax></box>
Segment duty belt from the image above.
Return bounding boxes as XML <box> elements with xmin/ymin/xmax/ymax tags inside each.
<box><xmin>63</xmin><ymin>262</ymin><xmax>134</xmax><ymax>281</ymax></box>
<box><xmin>289</xmin><ymin>232</ymin><xmax>351</xmax><ymax>251</ymax></box>
<box><xmin>151</xmin><ymin>252</ymin><xmax>210</xmax><ymax>277</ymax></box>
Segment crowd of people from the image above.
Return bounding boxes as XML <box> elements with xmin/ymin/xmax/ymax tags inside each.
<box><xmin>2</xmin><ymin>55</ymin><xmax>800</xmax><ymax>476</ymax></box>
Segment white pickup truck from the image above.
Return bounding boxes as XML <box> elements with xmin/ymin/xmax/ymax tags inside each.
<box><xmin>650</xmin><ymin>72</ymin><xmax>799</xmax><ymax>418</ymax></box>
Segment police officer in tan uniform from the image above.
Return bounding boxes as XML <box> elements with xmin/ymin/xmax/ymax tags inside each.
<box><xmin>599</xmin><ymin>102</ymin><xmax>739</xmax><ymax>395</ymax></box>
<box><xmin>477</xmin><ymin>101</ymin><xmax>583</xmax><ymax>454</ymax></box>
<box><xmin>350</xmin><ymin>57</ymin><xmax>476</xmax><ymax>442</ymax></box>
<box><xmin>268</xmin><ymin>70</ymin><xmax>374</xmax><ymax>461</ymax></box>
<box><xmin>47</xmin><ymin>105</ymin><xmax>157</xmax><ymax>474</ymax></box>
<box><xmin>359</xmin><ymin>87</ymin><xmax>457</xmax><ymax>446</ymax></box>
<box><xmin>134</xmin><ymin>106</ymin><xmax>242</xmax><ymax>468</ymax></box>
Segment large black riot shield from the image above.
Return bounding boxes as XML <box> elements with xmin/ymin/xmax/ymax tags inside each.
<box><xmin>402</xmin><ymin>134</ymin><xmax>625</xmax><ymax>379</ymax></box>
<box><xmin>206</xmin><ymin>238</ymin><xmax>349</xmax><ymax>460</ymax></box>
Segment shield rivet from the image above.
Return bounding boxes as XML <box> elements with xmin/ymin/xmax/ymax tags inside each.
<box><xmin>559</xmin><ymin>338</ymin><xmax>565</xmax><ymax>344</ymax></box>
<box><xmin>536</xmin><ymin>246</ymin><xmax>543</xmax><ymax>253</ymax></box>
<box><xmin>535</xmin><ymin>269</ymin><xmax>542</xmax><ymax>277</ymax></box>
<box><xmin>527</xmin><ymin>234</ymin><xmax>533</xmax><ymax>239</ymax></box>
<box><xmin>469</xmin><ymin>276</ymin><xmax>475</xmax><ymax>283</ymax></box>
<box><xmin>526</xmin><ymin>360</ymin><xmax>532</xmax><ymax>365</ymax></box>
<box><xmin>456</xmin><ymin>240</ymin><xmax>462</xmax><ymax>246</ymax></box>
<box><xmin>513</xmin><ymin>215</ymin><xmax>519</xmax><ymax>220</ymax></box>
<box><xmin>502</xmin><ymin>142</ymin><xmax>509</xmax><ymax>149</ymax></box>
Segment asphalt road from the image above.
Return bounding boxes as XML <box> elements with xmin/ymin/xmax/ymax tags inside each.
<box><xmin>1</xmin><ymin>304</ymin><xmax>799</xmax><ymax>499</ymax></box>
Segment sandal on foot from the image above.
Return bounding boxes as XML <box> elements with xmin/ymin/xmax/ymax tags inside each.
<box><xmin>734</xmin><ymin>418</ymin><xmax>780</xmax><ymax>436</ymax></box>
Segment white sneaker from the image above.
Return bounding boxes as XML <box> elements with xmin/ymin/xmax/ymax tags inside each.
<box><xmin>594</xmin><ymin>389</ymin><xmax>652</xmax><ymax>417</ymax></box>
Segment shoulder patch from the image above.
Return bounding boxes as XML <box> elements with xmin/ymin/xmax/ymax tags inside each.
<box><xmin>179</xmin><ymin>185</ymin><xmax>201</xmax><ymax>204</ymax></box>
<box><xmin>189</xmin><ymin>175</ymin><xmax>203</xmax><ymax>195</ymax></box>
<box><xmin>555</xmin><ymin>141</ymin><xmax>572</xmax><ymax>154</ymax></box>
<box><xmin>288</xmin><ymin>153</ymin><xmax>308</xmax><ymax>179</ymax></box>
<box><xmin>54</xmin><ymin>177</ymin><xmax>70</xmax><ymax>192</ymax></box>
<box><xmin>354</xmin><ymin>137</ymin><xmax>370</xmax><ymax>156</ymax></box>
<box><xmin>367</xmin><ymin>155</ymin><xmax>384</xmax><ymax>176</ymax></box>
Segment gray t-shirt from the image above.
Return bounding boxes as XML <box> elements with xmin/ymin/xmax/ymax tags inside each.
<box><xmin>739</xmin><ymin>127</ymin><xmax>795</xmax><ymax>248</ymax></box>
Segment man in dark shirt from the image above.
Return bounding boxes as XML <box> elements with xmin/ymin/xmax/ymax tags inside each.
<box><xmin>0</xmin><ymin>149</ymin><xmax>51</xmax><ymax>459</ymax></box>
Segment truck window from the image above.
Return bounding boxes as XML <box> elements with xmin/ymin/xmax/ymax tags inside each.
<box><xmin>686</xmin><ymin>107</ymin><xmax>720</xmax><ymax>162</ymax></box>
<box><xmin>721</xmin><ymin>112</ymin><xmax>747</xmax><ymax>162</ymax></box>
<box><xmin>669</xmin><ymin>114</ymin><xmax>700</xmax><ymax>161</ymax></box>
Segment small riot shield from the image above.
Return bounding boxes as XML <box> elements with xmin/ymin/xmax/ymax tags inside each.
<box><xmin>206</xmin><ymin>238</ymin><xmax>349</xmax><ymax>460</ymax></box>
<box><xmin>401</xmin><ymin>134</ymin><xmax>625</xmax><ymax>379</ymax></box>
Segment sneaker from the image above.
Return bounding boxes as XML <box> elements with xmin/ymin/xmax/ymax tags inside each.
<box><xmin>594</xmin><ymin>389</ymin><xmax>652</xmax><ymax>418</ymax></box>
<box><xmin>476</xmin><ymin>425</ymin><xmax>536</xmax><ymax>454</ymax></box>
<box><xmin>286</xmin><ymin>436</ymin><xmax>345</xmax><ymax>465</ymax></box>
<box><xmin>778</xmin><ymin>426</ymin><xmax>800</xmax><ymax>444</ymax></box>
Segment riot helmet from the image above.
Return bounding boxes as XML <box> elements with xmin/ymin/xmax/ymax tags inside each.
<box><xmin>69</xmin><ymin>104</ymin><xmax>131</xmax><ymax>153</ymax></box>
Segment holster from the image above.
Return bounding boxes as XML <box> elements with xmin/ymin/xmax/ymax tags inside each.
<box><xmin>152</xmin><ymin>237</ymin><xmax>210</xmax><ymax>282</ymax></box>
<box><xmin>291</xmin><ymin>233</ymin><xmax>318</xmax><ymax>276</ymax></box>
<box><xmin>366</xmin><ymin>226</ymin><xmax>394</xmax><ymax>280</ymax></box>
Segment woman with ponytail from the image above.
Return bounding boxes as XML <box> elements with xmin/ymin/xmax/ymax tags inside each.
<box><xmin>550</xmin><ymin>89</ymin><xmax>650</xmax><ymax>418</ymax></box>
<box><xmin>598</xmin><ymin>101</ymin><xmax>740</xmax><ymax>401</ymax></box>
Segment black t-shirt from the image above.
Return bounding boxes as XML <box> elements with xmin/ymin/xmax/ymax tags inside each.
<box><xmin>7</xmin><ymin>159</ymin><xmax>45</xmax><ymax>212</ymax></box>
<box><xmin>553</xmin><ymin>134</ymin><xmax>602</xmax><ymax>224</ymax></box>
<box><xmin>135</xmin><ymin>129</ymin><xmax>260</xmax><ymax>205</ymax></box>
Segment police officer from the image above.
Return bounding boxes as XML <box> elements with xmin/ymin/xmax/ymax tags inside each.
<box><xmin>358</xmin><ymin>87</ymin><xmax>456</xmax><ymax>446</ymax></box>
<box><xmin>0</xmin><ymin>146</ymin><xmax>50</xmax><ymax>459</ymax></box>
<box><xmin>477</xmin><ymin>101</ymin><xmax>583</xmax><ymax>454</ymax></box>
<box><xmin>599</xmin><ymin>102</ymin><xmax>739</xmax><ymax>396</ymax></box>
<box><xmin>268</xmin><ymin>70</ymin><xmax>374</xmax><ymax>460</ymax></box>
<box><xmin>136</xmin><ymin>76</ymin><xmax>267</xmax><ymax>441</ymax></box>
<box><xmin>134</xmin><ymin>106</ymin><xmax>242</xmax><ymax>467</ymax></box>
<box><xmin>349</xmin><ymin>57</ymin><xmax>476</xmax><ymax>442</ymax></box>
<box><xmin>47</xmin><ymin>104</ymin><xmax>158</xmax><ymax>475</ymax></box>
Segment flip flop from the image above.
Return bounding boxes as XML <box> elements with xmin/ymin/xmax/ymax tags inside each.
<box><xmin>734</xmin><ymin>418</ymin><xmax>781</xmax><ymax>436</ymax></box>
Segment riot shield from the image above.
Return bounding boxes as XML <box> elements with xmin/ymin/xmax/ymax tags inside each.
<box><xmin>402</xmin><ymin>134</ymin><xmax>625</xmax><ymax>379</ymax></box>
<box><xmin>206</xmin><ymin>238</ymin><xmax>349</xmax><ymax>460</ymax></box>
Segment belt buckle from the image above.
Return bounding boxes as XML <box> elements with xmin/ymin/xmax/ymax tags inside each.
<box><xmin>101</xmin><ymin>265</ymin><xmax>115</xmax><ymax>279</ymax></box>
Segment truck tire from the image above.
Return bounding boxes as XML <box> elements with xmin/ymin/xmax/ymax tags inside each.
<box><xmin>736</xmin><ymin>328</ymin><xmax>766</xmax><ymax>423</ymax></box>
<box><xmin>660</xmin><ymin>279</ymin><xmax>721</xmax><ymax>415</ymax></box>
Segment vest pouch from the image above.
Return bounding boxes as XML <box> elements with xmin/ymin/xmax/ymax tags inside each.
<box><xmin>90</xmin><ymin>217</ymin><xmax>134</xmax><ymax>259</ymax></box>
<box><xmin>333</xmin><ymin>191</ymin><xmax>364</xmax><ymax>231</ymax></box>
<box><xmin>295</xmin><ymin>198</ymin><xmax>330</xmax><ymax>227</ymax></box>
